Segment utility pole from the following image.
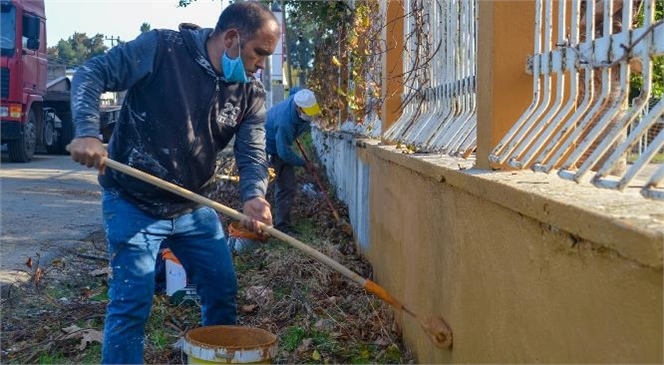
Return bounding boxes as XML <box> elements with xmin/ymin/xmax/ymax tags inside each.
<box><xmin>105</xmin><ymin>36</ymin><xmax>120</xmax><ymax>48</ymax></box>
<box><xmin>280</xmin><ymin>0</ymin><xmax>293</xmax><ymax>88</ymax></box>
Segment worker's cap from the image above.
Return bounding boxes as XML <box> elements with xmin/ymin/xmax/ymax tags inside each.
<box><xmin>293</xmin><ymin>89</ymin><xmax>321</xmax><ymax>116</ymax></box>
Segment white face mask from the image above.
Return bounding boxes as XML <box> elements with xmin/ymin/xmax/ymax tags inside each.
<box><xmin>299</xmin><ymin>113</ymin><xmax>313</xmax><ymax>122</ymax></box>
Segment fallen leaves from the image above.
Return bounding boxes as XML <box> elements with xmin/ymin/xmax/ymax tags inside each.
<box><xmin>245</xmin><ymin>285</ymin><xmax>274</xmax><ymax>304</ymax></box>
<box><xmin>89</xmin><ymin>267</ymin><xmax>111</xmax><ymax>277</ymax></box>
<box><xmin>61</xmin><ymin>325</ymin><xmax>103</xmax><ymax>351</ymax></box>
<box><xmin>240</xmin><ymin>304</ymin><xmax>258</xmax><ymax>313</ymax></box>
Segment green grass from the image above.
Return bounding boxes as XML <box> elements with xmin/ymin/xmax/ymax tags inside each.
<box><xmin>350</xmin><ymin>345</ymin><xmax>374</xmax><ymax>364</ymax></box>
<box><xmin>37</xmin><ymin>353</ymin><xmax>66</xmax><ymax>364</ymax></box>
<box><xmin>627</xmin><ymin>152</ymin><xmax>664</xmax><ymax>164</ymax></box>
<box><xmin>310</xmin><ymin>330</ymin><xmax>339</xmax><ymax>355</ymax></box>
<box><xmin>280</xmin><ymin>326</ymin><xmax>346</xmax><ymax>363</ymax></box>
<box><xmin>233</xmin><ymin>253</ymin><xmax>260</xmax><ymax>273</ymax></box>
<box><xmin>271</xmin><ymin>283</ymin><xmax>291</xmax><ymax>301</ymax></box>
<box><xmin>88</xmin><ymin>290</ymin><xmax>109</xmax><ymax>302</ymax></box>
<box><xmin>35</xmin><ymin>342</ymin><xmax>101</xmax><ymax>364</ymax></box>
<box><xmin>282</xmin><ymin>326</ymin><xmax>307</xmax><ymax>352</ymax></box>
<box><xmin>293</xmin><ymin>220</ymin><xmax>317</xmax><ymax>242</ymax></box>
<box><xmin>80</xmin><ymin>343</ymin><xmax>102</xmax><ymax>364</ymax></box>
<box><xmin>44</xmin><ymin>282</ymin><xmax>78</xmax><ymax>301</ymax></box>
<box><xmin>149</xmin><ymin>329</ymin><xmax>171</xmax><ymax>349</ymax></box>
<box><xmin>145</xmin><ymin>299</ymin><xmax>171</xmax><ymax>349</ymax></box>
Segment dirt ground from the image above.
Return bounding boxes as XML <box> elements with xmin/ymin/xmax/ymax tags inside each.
<box><xmin>0</xmin><ymin>154</ymin><xmax>415</xmax><ymax>364</ymax></box>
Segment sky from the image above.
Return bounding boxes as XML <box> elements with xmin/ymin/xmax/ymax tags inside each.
<box><xmin>45</xmin><ymin>0</ymin><xmax>231</xmax><ymax>48</ymax></box>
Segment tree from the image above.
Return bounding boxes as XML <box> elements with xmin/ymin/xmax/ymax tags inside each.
<box><xmin>140</xmin><ymin>22</ymin><xmax>151</xmax><ymax>33</ymax></box>
<box><xmin>630</xmin><ymin>1</ymin><xmax>664</xmax><ymax>100</ymax></box>
<box><xmin>47</xmin><ymin>32</ymin><xmax>108</xmax><ymax>68</ymax></box>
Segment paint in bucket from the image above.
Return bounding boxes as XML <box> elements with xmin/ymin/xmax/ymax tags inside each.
<box><xmin>182</xmin><ymin>325</ymin><xmax>278</xmax><ymax>364</ymax></box>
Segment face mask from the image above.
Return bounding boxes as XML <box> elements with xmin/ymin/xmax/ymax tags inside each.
<box><xmin>221</xmin><ymin>36</ymin><xmax>249</xmax><ymax>83</ymax></box>
<box><xmin>299</xmin><ymin>112</ymin><xmax>313</xmax><ymax>122</ymax></box>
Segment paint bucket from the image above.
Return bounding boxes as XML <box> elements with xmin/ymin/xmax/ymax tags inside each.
<box><xmin>162</xmin><ymin>248</ymin><xmax>199</xmax><ymax>305</ymax></box>
<box><xmin>182</xmin><ymin>325</ymin><xmax>278</xmax><ymax>364</ymax></box>
<box><xmin>163</xmin><ymin>249</ymin><xmax>187</xmax><ymax>296</ymax></box>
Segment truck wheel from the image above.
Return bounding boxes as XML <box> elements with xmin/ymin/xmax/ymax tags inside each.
<box><xmin>58</xmin><ymin>112</ymin><xmax>74</xmax><ymax>153</ymax></box>
<box><xmin>43</xmin><ymin>114</ymin><xmax>62</xmax><ymax>154</ymax></box>
<box><xmin>8</xmin><ymin>109</ymin><xmax>37</xmax><ymax>162</ymax></box>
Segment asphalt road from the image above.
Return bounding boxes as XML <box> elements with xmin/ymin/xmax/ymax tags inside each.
<box><xmin>0</xmin><ymin>153</ymin><xmax>103</xmax><ymax>289</ymax></box>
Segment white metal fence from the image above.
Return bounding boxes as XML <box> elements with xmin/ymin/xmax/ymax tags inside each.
<box><xmin>383</xmin><ymin>0</ymin><xmax>478</xmax><ymax>157</ymax></box>
<box><xmin>375</xmin><ymin>0</ymin><xmax>664</xmax><ymax>200</ymax></box>
<box><xmin>488</xmin><ymin>0</ymin><xmax>664</xmax><ymax>200</ymax></box>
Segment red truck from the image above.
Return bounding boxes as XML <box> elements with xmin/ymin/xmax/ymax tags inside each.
<box><xmin>1</xmin><ymin>0</ymin><xmax>118</xmax><ymax>162</ymax></box>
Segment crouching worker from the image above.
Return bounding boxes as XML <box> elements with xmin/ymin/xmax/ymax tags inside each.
<box><xmin>265</xmin><ymin>88</ymin><xmax>322</xmax><ymax>234</ymax></box>
<box><xmin>67</xmin><ymin>2</ymin><xmax>278</xmax><ymax>363</ymax></box>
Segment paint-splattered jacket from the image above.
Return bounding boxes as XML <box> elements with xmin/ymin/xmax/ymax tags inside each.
<box><xmin>71</xmin><ymin>24</ymin><xmax>269</xmax><ymax>218</ymax></box>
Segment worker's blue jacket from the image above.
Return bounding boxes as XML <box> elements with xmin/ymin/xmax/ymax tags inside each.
<box><xmin>265</xmin><ymin>95</ymin><xmax>310</xmax><ymax>166</ymax></box>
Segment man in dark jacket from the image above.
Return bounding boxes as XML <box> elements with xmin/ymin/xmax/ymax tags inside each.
<box><xmin>265</xmin><ymin>88</ymin><xmax>321</xmax><ymax>233</ymax></box>
<box><xmin>67</xmin><ymin>2</ymin><xmax>279</xmax><ymax>363</ymax></box>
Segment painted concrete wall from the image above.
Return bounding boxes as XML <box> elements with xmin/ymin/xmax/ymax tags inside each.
<box><xmin>313</xmin><ymin>133</ymin><xmax>663</xmax><ymax>364</ymax></box>
<box><xmin>313</xmin><ymin>132</ymin><xmax>371</xmax><ymax>251</ymax></box>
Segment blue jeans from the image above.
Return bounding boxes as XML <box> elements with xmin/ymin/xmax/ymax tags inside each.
<box><xmin>101</xmin><ymin>191</ymin><xmax>237</xmax><ymax>364</ymax></box>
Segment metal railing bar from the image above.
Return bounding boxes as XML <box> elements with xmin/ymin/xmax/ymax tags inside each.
<box><xmin>562</xmin><ymin>0</ymin><xmax>636</xmax><ymax>180</ymax></box>
<box><xmin>593</xmin><ymin>97</ymin><xmax>663</xmax><ymax>190</ymax></box>
<box><xmin>408</xmin><ymin>0</ymin><xmax>446</xmax><ymax>147</ymax></box>
<box><xmin>641</xmin><ymin>162</ymin><xmax>664</xmax><ymax>200</ymax></box>
<box><xmin>422</xmin><ymin>0</ymin><xmax>459</xmax><ymax>149</ymax></box>
<box><xmin>533</xmin><ymin>0</ymin><xmax>597</xmax><ymax>172</ymax></box>
<box><xmin>438</xmin><ymin>0</ymin><xmax>477</xmax><ymax>154</ymax></box>
<box><xmin>509</xmin><ymin>0</ymin><xmax>574</xmax><ymax>169</ymax></box>
<box><xmin>565</xmin><ymin>63</ymin><xmax>634</xmax><ymax>182</ymax></box>
<box><xmin>498</xmin><ymin>0</ymin><xmax>557</xmax><ymax>165</ymax></box>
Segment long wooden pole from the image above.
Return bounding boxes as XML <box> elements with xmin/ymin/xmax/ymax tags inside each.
<box><xmin>105</xmin><ymin>159</ymin><xmax>363</xmax><ymax>285</ymax></box>
<box><xmin>102</xmin><ymin>158</ymin><xmax>452</xmax><ymax>348</ymax></box>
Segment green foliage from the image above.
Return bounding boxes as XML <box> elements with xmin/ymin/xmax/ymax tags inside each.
<box><xmin>38</xmin><ymin>353</ymin><xmax>66</xmax><ymax>364</ymax></box>
<box><xmin>47</xmin><ymin>21</ymin><xmax>154</xmax><ymax>68</ymax></box>
<box><xmin>293</xmin><ymin>219</ymin><xmax>316</xmax><ymax>241</ymax></box>
<box><xmin>384</xmin><ymin>343</ymin><xmax>404</xmax><ymax>363</ymax></box>
<box><xmin>233</xmin><ymin>252</ymin><xmax>260</xmax><ymax>273</ymax></box>
<box><xmin>140</xmin><ymin>22</ymin><xmax>152</xmax><ymax>33</ymax></box>
<box><xmin>629</xmin><ymin>1</ymin><xmax>664</xmax><ymax>100</ymax></box>
<box><xmin>47</xmin><ymin>33</ymin><xmax>108</xmax><ymax>68</ymax></box>
<box><xmin>145</xmin><ymin>296</ymin><xmax>183</xmax><ymax>351</ymax></box>
<box><xmin>281</xmin><ymin>326</ymin><xmax>340</xmax><ymax>358</ymax></box>
<box><xmin>350</xmin><ymin>344</ymin><xmax>373</xmax><ymax>364</ymax></box>
<box><xmin>88</xmin><ymin>290</ymin><xmax>109</xmax><ymax>302</ymax></box>
<box><xmin>80</xmin><ymin>343</ymin><xmax>102</xmax><ymax>364</ymax></box>
<box><xmin>628</xmin><ymin>152</ymin><xmax>664</xmax><ymax>163</ymax></box>
<box><xmin>309</xmin><ymin>330</ymin><xmax>338</xmax><ymax>354</ymax></box>
<box><xmin>282</xmin><ymin>326</ymin><xmax>307</xmax><ymax>352</ymax></box>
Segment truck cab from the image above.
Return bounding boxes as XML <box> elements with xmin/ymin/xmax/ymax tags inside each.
<box><xmin>1</xmin><ymin>0</ymin><xmax>48</xmax><ymax>162</ymax></box>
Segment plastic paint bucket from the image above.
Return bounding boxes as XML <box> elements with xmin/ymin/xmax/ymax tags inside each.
<box><xmin>182</xmin><ymin>325</ymin><xmax>278</xmax><ymax>364</ymax></box>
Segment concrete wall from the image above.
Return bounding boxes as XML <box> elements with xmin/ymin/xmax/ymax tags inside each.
<box><xmin>313</xmin><ymin>132</ymin><xmax>663</xmax><ymax>364</ymax></box>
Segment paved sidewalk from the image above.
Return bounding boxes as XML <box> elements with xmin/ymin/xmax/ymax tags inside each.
<box><xmin>0</xmin><ymin>153</ymin><xmax>103</xmax><ymax>290</ymax></box>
